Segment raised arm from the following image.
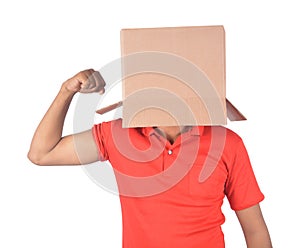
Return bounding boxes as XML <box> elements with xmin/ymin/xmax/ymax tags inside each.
<box><xmin>28</xmin><ymin>69</ymin><xmax>105</xmax><ymax>166</ymax></box>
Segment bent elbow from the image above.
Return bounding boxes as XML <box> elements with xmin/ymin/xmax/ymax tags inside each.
<box><xmin>27</xmin><ymin>150</ymin><xmax>44</xmax><ymax>166</ymax></box>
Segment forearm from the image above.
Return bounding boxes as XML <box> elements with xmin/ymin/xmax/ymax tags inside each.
<box><xmin>244</xmin><ymin>230</ymin><xmax>272</xmax><ymax>248</ymax></box>
<box><xmin>28</xmin><ymin>85</ymin><xmax>75</xmax><ymax>163</ymax></box>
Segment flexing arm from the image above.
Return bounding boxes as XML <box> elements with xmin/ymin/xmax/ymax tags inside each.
<box><xmin>28</xmin><ymin>69</ymin><xmax>105</xmax><ymax>165</ymax></box>
<box><xmin>236</xmin><ymin>204</ymin><xmax>272</xmax><ymax>248</ymax></box>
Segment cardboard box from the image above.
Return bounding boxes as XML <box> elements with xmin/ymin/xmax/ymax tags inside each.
<box><xmin>96</xmin><ymin>25</ymin><xmax>246</xmax><ymax>127</ymax></box>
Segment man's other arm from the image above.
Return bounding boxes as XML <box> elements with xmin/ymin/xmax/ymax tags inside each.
<box><xmin>236</xmin><ymin>204</ymin><xmax>272</xmax><ymax>248</ymax></box>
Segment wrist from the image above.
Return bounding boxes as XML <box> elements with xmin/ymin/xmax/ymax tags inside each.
<box><xmin>60</xmin><ymin>83</ymin><xmax>77</xmax><ymax>98</ymax></box>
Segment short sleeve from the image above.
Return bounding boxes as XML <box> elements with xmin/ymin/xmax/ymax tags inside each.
<box><xmin>92</xmin><ymin>122</ymin><xmax>109</xmax><ymax>161</ymax></box>
<box><xmin>225</xmin><ymin>138</ymin><xmax>264</xmax><ymax>211</ymax></box>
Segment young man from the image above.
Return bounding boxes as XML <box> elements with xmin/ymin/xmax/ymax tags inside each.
<box><xmin>28</xmin><ymin>69</ymin><xmax>272</xmax><ymax>247</ymax></box>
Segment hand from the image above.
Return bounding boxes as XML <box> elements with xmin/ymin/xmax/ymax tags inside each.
<box><xmin>62</xmin><ymin>69</ymin><xmax>106</xmax><ymax>94</ymax></box>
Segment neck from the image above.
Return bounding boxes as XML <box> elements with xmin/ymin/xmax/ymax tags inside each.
<box><xmin>155</xmin><ymin>126</ymin><xmax>187</xmax><ymax>144</ymax></box>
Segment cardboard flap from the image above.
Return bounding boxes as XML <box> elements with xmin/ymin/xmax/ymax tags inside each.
<box><xmin>96</xmin><ymin>101</ymin><xmax>123</xmax><ymax>115</ymax></box>
<box><xmin>226</xmin><ymin>98</ymin><xmax>247</xmax><ymax>121</ymax></box>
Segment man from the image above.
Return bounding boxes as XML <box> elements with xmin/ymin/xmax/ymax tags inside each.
<box><xmin>28</xmin><ymin>69</ymin><xmax>272</xmax><ymax>247</ymax></box>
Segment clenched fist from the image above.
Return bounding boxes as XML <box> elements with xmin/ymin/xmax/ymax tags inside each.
<box><xmin>62</xmin><ymin>69</ymin><xmax>106</xmax><ymax>94</ymax></box>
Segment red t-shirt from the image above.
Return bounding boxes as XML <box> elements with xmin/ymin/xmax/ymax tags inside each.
<box><xmin>92</xmin><ymin>119</ymin><xmax>264</xmax><ymax>248</ymax></box>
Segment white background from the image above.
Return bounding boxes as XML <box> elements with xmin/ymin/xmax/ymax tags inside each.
<box><xmin>1</xmin><ymin>0</ymin><xmax>299</xmax><ymax>247</ymax></box>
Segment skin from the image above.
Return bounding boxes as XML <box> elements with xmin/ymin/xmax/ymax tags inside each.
<box><xmin>28</xmin><ymin>69</ymin><xmax>272</xmax><ymax>247</ymax></box>
<box><xmin>155</xmin><ymin>126</ymin><xmax>184</xmax><ymax>144</ymax></box>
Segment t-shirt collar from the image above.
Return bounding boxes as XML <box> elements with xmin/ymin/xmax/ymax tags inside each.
<box><xmin>141</xmin><ymin>126</ymin><xmax>204</xmax><ymax>137</ymax></box>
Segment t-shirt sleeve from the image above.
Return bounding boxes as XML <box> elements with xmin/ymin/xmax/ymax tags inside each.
<box><xmin>225</xmin><ymin>138</ymin><xmax>265</xmax><ymax>211</ymax></box>
<box><xmin>92</xmin><ymin>122</ymin><xmax>109</xmax><ymax>162</ymax></box>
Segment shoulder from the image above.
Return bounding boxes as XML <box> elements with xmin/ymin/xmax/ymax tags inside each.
<box><xmin>204</xmin><ymin>125</ymin><xmax>243</xmax><ymax>144</ymax></box>
<box><xmin>93</xmin><ymin>118</ymin><xmax>122</xmax><ymax>141</ymax></box>
<box><xmin>93</xmin><ymin>118</ymin><xmax>143</xmax><ymax>137</ymax></box>
<box><xmin>94</xmin><ymin>118</ymin><xmax>123</xmax><ymax>130</ymax></box>
<box><xmin>203</xmin><ymin>126</ymin><xmax>246</xmax><ymax>164</ymax></box>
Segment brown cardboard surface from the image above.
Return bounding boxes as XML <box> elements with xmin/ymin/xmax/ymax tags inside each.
<box><xmin>96</xmin><ymin>25</ymin><xmax>246</xmax><ymax>127</ymax></box>
<box><xmin>121</xmin><ymin>26</ymin><xmax>226</xmax><ymax>127</ymax></box>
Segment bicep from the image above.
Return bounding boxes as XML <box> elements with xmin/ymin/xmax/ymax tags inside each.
<box><xmin>40</xmin><ymin>130</ymin><xmax>99</xmax><ymax>165</ymax></box>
